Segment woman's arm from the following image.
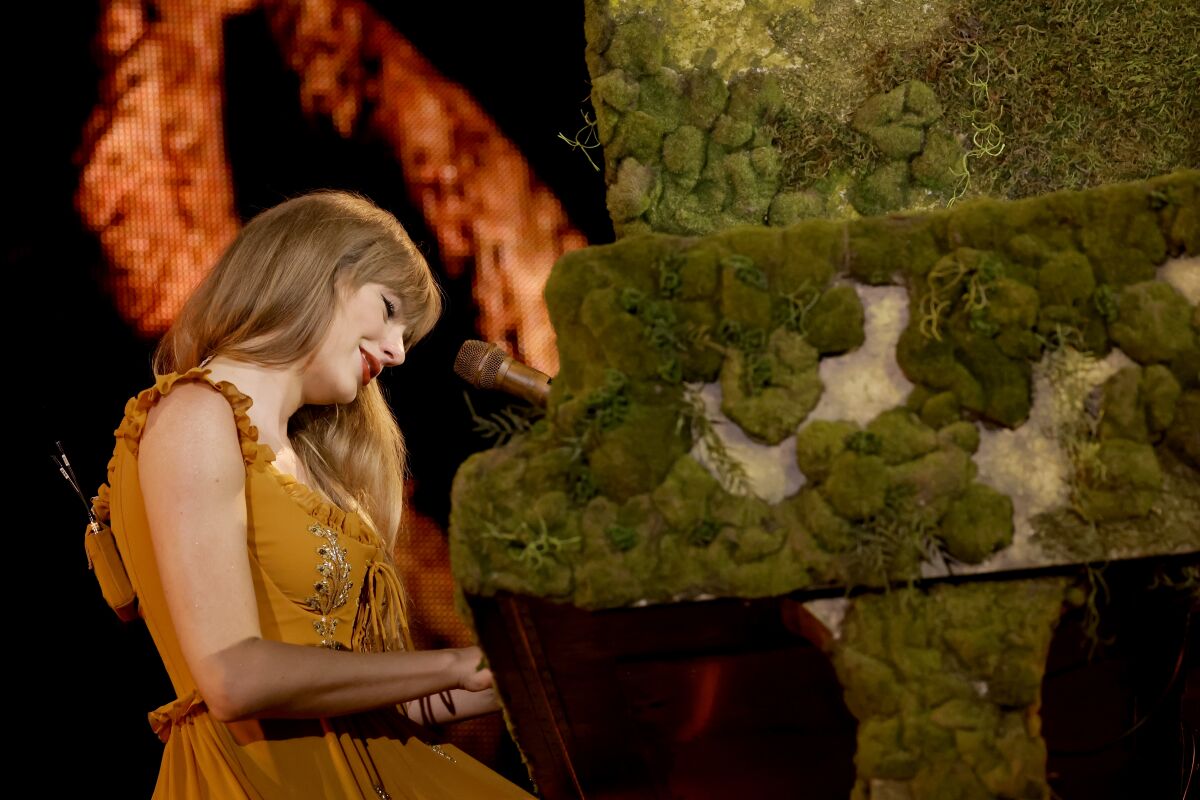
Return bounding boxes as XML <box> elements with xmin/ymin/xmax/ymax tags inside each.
<box><xmin>402</xmin><ymin>687</ymin><xmax>502</xmax><ymax>726</ymax></box>
<box><xmin>139</xmin><ymin>383</ymin><xmax>488</xmax><ymax>722</ymax></box>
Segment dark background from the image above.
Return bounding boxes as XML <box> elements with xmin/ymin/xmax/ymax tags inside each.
<box><xmin>13</xmin><ymin>3</ymin><xmax>1197</xmax><ymax>797</ymax></box>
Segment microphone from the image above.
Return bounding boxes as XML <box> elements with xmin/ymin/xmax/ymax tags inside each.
<box><xmin>454</xmin><ymin>340</ymin><xmax>551</xmax><ymax>407</ymax></box>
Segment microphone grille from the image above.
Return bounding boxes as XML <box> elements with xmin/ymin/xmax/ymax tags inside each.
<box><xmin>454</xmin><ymin>340</ymin><xmax>506</xmax><ymax>389</ymax></box>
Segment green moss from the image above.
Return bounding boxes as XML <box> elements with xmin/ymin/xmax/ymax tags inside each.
<box><xmin>1166</xmin><ymin>390</ymin><xmax>1200</xmax><ymax>468</ymax></box>
<box><xmin>711</xmin><ymin>113</ymin><xmax>754</xmax><ymax>148</ymax></box>
<box><xmin>778</xmin><ymin>219</ymin><xmax>840</xmax><ymax>290</ymax></box>
<box><xmin>838</xmin><ymin>650</ymin><xmax>903</xmax><ymax>719</ymax></box>
<box><xmin>1076</xmin><ymin>438</ymin><xmax>1163</xmax><ymax>522</ymax></box>
<box><xmin>795</xmin><ymin>420</ymin><xmax>858</xmax><ymax>483</ymax></box>
<box><xmin>853</xmin><ymin>84</ymin><xmax>907</xmax><ymax>132</ymax></box>
<box><xmin>661</xmin><ymin>125</ymin><xmax>705</xmax><ymax>176</ymax></box>
<box><xmin>897</xmin><ymin>323</ymin><xmax>986</xmax><ymax>412</ymax></box>
<box><xmin>726</xmin><ymin>69</ymin><xmax>782</xmax><ymax>124</ymax></box>
<box><xmin>888</xmin><ymin>447</ymin><xmax>975</xmax><ymax>514</ymax></box>
<box><xmin>720</xmin><ymin>328</ymin><xmax>823</xmax><ymax>444</ymax></box>
<box><xmin>610</xmin><ymin>110</ymin><xmax>667</xmax><ymax>162</ymax></box>
<box><xmin>603</xmin><ymin>14</ymin><xmax>663</xmax><ymax>77</ymax></box>
<box><xmin>588</xmin><ymin>395</ymin><xmax>690</xmax><ymax>501</ymax></box>
<box><xmin>749</xmin><ymin>146</ymin><xmax>781</xmax><ymax>180</ymax></box>
<box><xmin>866</xmin><ymin>408</ymin><xmax>941</xmax><ymax>465</ymax></box>
<box><xmin>723</xmin><ymin>150</ymin><xmax>776</xmax><ymax>221</ymax></box>
<box><xmin>870</xmin><ymin>123</ymin><xmax>925</xmax><ymax>159</ymax></box>
<box><xmin>682</xmin><ymin>65</ymin><xmax>729</xmax><ymax>130</ymax></box>
<box><xmin>911</xmin><ymin>128</ymin><xmax>962</xmax><ymax>191</ymax></box>
<box><xmin>920</xmin><ymin>391</ymin><xmax>961</xmax><ymax>429</ymax></box>
<box><xmin>872</xmin><ymin>1</ymin><xmax>1199</xmax><ymax>203</ymax></box>
<box><xmin>850</xmin><ymin>161</ymin><xmax>910</xmax><ymax>217</ymax></box>
<box><xmin>638</xmin><ymin>68</ymin><xmax>685</xmax><ymax>131</ymax></box>
<box><xmin>857</xmin><ymin>717</ymin><xmax>919</xmax><ymax>780</ymax></box>
<box><xmin>592</xmin><ymin>68</ymin><xmax>640</xmax><ymax>112</ymax></box>
<box><xmin>954</xmin><ymin>332</ymin><xmax>1033</xmax><ymax>427</ymax></box>
<box><xmin>719</xmin><ymin>255</ymin><xmax>773</xmax><ymax>329</ymax></box>
<box><xmin>1037</xmin><ymin>250</ymin><xmax>1095</xmax><ymax>307</ymax></box>
<box><xmin>1109</xmin><ymin>280</ymin><xmax>1195</xmax><ymax>363</ymax></box>
<box><xmin>804</xmin><ymin>285</ymin><xmax>866</xmax><ymax>354</ymax></box>
<box><xmin>834</xmin><ymin>580</ymin><xmax>1065</xmax><ymax>798</ymax></box>
<box><xmin>579</xmin><ymin>287</ymin><xmax>659</xmax><ymax>378</ymax></box>
<box><xmin>939</xmin><ymin>484</ymin><xmax>1014</xmax><ymax>563</ymax></box>
<box><xmin>651</xmin><ymin>455</ymin><xmax>719</xmax><ymax>531</ymax></box>
<box><xmin>823</xmin><ymin>452</ymin><xmax>890</xmax><ymax>521</ymax></box>
<box><xmin>937</xmin><ymin>421</ymin><xmax>980</xmax><ymax>454</ymax></box>
<box><xmin>1081</xmin><ymin>186</ymin><xmax>1168</xmax><ymax>286</ymax></box>
<box><xmin>767</xmin><ymin>190</ymin><xmax>826</xmax><ymax>225</ymax></box>
<box><xmin>606</xmin><ymin>157</ymin><xmax>661</xmax><ymax>223</ymax></box>
<box><xmin>1098</xmin><ymin>366</ymin><xmax>1148</xmax><ymax>443</ymax></box>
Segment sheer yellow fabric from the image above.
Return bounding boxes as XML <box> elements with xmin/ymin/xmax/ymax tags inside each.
<box><xmin>94</xmin><ymin>368</ymin><xmax>534</xmax><ymax>799</ymax></box>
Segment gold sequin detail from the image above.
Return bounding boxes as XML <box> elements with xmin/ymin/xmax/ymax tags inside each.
<box><xmin>429</xmin><ymin>744</ymin><xmax>456</xmax><ymax>763</ymax></box>
<box><xmin>306</xmin><ymin>523</ymin><xmax>353</xmax><ymax>649</ymax></box>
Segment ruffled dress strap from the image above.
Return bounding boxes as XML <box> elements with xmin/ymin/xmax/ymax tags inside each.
<box><xmin>86</xmin><ymin>366</ymin><xmax>275</xmax><ymax>620</ymax></box>
<box><xmin>112</xmin><ymin>366</ymin><xmax>276</xmax><ymax>467</ymax></box>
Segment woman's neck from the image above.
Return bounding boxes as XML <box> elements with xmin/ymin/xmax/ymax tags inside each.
<box><xmin>199</xmin><ymin>356</ymin><xmax>306</xmax><ymax>451</ymax></box>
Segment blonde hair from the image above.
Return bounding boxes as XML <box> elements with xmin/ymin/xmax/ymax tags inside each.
<box><xmin>153</xmin><ymin>190</ymin><xmax>441</xmax><ymax>557</ymax></box>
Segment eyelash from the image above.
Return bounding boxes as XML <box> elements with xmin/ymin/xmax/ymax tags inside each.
<box><xmin>383</xmin><ymin>296</ymin><xmax>396</xmax><ymax>318</ymax></box>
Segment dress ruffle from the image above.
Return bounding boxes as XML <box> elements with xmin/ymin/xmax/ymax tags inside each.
<box><xmin>89</xmin><ymin>367</ymin><xmax>274</xmax><ymax>535</ymax></box>
<box><xmin>149</xmin><ymin>689</ymin><xmax>207</xmax><ymax>743</ymax></box>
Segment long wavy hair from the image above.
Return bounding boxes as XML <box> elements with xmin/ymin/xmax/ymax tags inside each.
<box><xmin>153</xmin><ymin>190</ymin><xmax>441</xmax><ymax>557</ymax></box>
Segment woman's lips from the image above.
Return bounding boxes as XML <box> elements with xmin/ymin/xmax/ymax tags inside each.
<box><xmin>360</xmin><ymin>349</ymin><xmax>381</xmax><ymax>384</ymax></box>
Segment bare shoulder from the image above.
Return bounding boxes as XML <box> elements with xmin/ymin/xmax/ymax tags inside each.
<box><xmin>140</xmin><ymin>381</ymin><xmax>246</xmax><ymax>488</ymax></box>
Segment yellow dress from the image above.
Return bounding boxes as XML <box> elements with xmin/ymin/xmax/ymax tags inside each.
<box><xmin>90</xmin><ymin>367</ymin><xmax>535</xmax><ymax>799</ymax></box>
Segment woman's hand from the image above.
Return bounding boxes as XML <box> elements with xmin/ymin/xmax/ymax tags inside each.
<box><xmin>455</xmin><ymin>646</ymin><xmax>494</xmax><ymax>692</ymax></box>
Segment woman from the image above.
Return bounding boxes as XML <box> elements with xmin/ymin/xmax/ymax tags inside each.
<box><xmin>90</xmin><ymin>191</ymin><xmax>535</xmax><ymax>798</ymax></box>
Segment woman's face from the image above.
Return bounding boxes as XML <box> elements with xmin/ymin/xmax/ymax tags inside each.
<box><xmin>303</xmin><ymin>280</ymin><xmax>408</xmax><ymax>404</ymax></box>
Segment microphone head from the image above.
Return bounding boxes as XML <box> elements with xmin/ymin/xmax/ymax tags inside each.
<box><xmin>454</xmin><ymin>340</ymin><xmax>506</xmax><ymax>389</ymax></box>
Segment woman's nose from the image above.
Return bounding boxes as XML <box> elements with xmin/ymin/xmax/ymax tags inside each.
<box><xmin>380</xmin><ymin>335</ymin><xmax>406</xmax><ymax>367</ymax></box>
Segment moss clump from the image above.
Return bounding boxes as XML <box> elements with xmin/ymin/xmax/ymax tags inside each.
<box><xmin>712</xmin><ymin>114</ymin><xmax>754</xmax><ymax>148</ymax></box>
<box><xmin>920</xmin><ymin>391</ymin><xmax>961</xmax><ymax>429</ymax></box>
<box><xmin>1143</xmin><ymin>365</ymin><xmax>1183</xmax><ymax>434</ymax></box>
<box><xmin>937</xmin><ymin>421</ymin><xmax>981</xmax><ymax>454</ymax></box>
<box><xmin>587</xmin><ymin>395</ymin><xmax>691</xmax><ymax>502</ymax></box>
<box><xmin>720</xmin><ymin>328</ymin><xmax>823</xmax><ymax>444</ymax></box>
<box><xmin>602</xmin><ymin>14</ymin><xmax>663</xmax><ymax>77</ymax></box>
<box><xmin>1167</xmin><ymin>390</ymin><xmax>1200</xmax><ymax>468</ymax></box>
<box><xmin>682</xmin><ymin>65</ymin><xmax>729</xmax><ymax>130</ymax></box>
<box><xmin>866</xmin><ymin>408</ymin><xmax>941</xmax><ymax>465</ymax></box>
<box><xmin>939</xmin><ymin>484</ymin><xmax>1015</xmax><ymax>563</ymax></box>
<box><xmin>767</xmin><ymin>190</ymin><xmax>826</xmax><ymax>226</ymax></box>
<box><xmin>719</xmin><ymin>254</ymin><xmax>773</xmax><ymax>329</ymax></box>
<box><xmin>850</xmin><ymin>161</ymin><xmax>909</xmax><ymax>217</ymax></box>
<box><xmin>650</xmin><ymin>455</ymin><xmax>717</xmax><ymax>532</ymax></box>
<box><xmin>911</xmin><ymin>128</ymin><xmax>962</xmax><ymax>190</ymax></box>
<box><xmin>803</xmin><ymin>285</ymin><xmax>866</xmax><ymax>354</ymax></box>
<box><xmin>1109</xmin><ymin>280</ymin><xmax>1195</xmax><ymax>364</ymax></box>
<box><xmin>1076</xmin><ymin>438</ymin><xmax>1164</xmax><ymax>522</ymax></box>
<box><xmin>610</xmin><ymin>110</ymin><xmax>667</xmax><ymax>164</ymax></box>
<box><xmin>607</xmin><ymin>158</ymin><xmax>661</xmax><ymax>223</ymax></box>
<box><xmin>834</xmin><ymin>580</ymin><xmax>1065</xmax><ymax>799</ymax></box>
<box><xmin>888</xmin><ymin>447</ymin><xmax>976</xmax><ymax>516</ymax></box>
<box><xmin>1037</xmin><ymin>250</ymin><xmax>1095</xmax><ymax>307</ymax></box>
<box><xmin>661</xmin><ymin>125</ymin><xmax>706</xmax><ymax>176</ymax></box>
<box><xmin>795</xmin><ymin>420</ymin><xmax>859</xmax><ymax>482</ymax></box>
<box><xmin>592</xmin><ymin>68</ymin><xmax>640</xmax><ymax>112</ymax></box>
<box><xmin>822</xmin><ymin>452</ymin><xmax>890</xmax><ymax>521</ymax></box>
